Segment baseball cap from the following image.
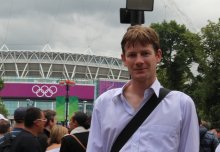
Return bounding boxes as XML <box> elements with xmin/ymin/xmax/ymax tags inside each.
<box><xmin>14</xmin><ymin>107</ymin><xmax>27</xmax><ymax>121</ymax></box>
<box><xmin>0</xmin><ymin>114</ymin><xmax>8</xmax><ymax>121</ymax></box>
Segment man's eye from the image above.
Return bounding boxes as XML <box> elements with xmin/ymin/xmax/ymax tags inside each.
<box><xmin>128</xmin><ymin>54</ymin><xmax>136</xmax><ymax>57</ymax></box>
<box><xmin>142</xmin><ymin>52</ymin><xmax>149</xmax><ymax>56</ymax></box>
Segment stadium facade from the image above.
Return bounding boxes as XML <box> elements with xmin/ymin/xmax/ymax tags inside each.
<box><xmin>0</xmin><ymin>49</ymin><xmax>129</xmax><ymax>118</ymax></box>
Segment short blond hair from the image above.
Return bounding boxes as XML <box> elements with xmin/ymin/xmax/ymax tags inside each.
<box><xmin>121</xmin><ymin>25</ymin><xmax>160</xmax><ymax>54</ymax></box>
<box><xmin>49</xmin><ymin>125</ymin><xmax>68</xmax><ymax>145</ymax></box>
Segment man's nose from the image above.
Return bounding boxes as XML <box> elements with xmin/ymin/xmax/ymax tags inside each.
<box><xmin>135</xmin><ymin>54</ymin><xmax>144</xmax><ymax>64</ymax></box>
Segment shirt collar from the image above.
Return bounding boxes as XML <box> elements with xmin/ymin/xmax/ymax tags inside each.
<box><xmin>70</xmin><ymin>126</ymin><xmax>88</xmax><ymax>134</ymax></box>
<box><xmin>149</xmin><ymin>79</ymin><xmax>162</xmax><ymax>98</ymax></box>
<box><xmin>112</xmin><ymin>78</ymin><xmax>162</xmax><ymax>102</ymax></box>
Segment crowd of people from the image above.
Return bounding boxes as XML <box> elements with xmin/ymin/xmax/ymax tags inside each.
<box><xmin>0</xmin><ymin>108</ymin><xmax>90</xmax><ymax>152</ymax></box>
<box><xmin>0</xmin><ymin>25</ymin><xmax>219</xmax><ymax>152</ymax></box>
<box><xmin>0</xmin><ymin>107</ymin><xmax>220</xmax><ymax>151</ymax></box>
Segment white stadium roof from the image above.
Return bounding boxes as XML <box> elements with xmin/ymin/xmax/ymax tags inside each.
<box><xmin>0</xmin><ymin>50</ymin><xmax>129</xmax><ymax>81</ymax></box>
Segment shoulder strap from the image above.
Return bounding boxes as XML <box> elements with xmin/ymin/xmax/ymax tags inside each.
<box><xmin>70</xmin><ymin>134</ymin><xmax>86</xmax><ymax>151</ymax></box>
<box><xmin>110</xmin><ymin>88</ymin><xmax>170</xmax><ymax>152</ymax></box>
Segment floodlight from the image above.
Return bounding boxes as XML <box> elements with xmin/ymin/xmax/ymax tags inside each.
<box><xmin>126</xmin><ymin>0</ymin><xmax>154</xmax><ymax>11</ymax></box>
<box><xmin>120</xmin><ymin>8</ymin><xmax>131</xmax><ymax>24</ymax></box>
<box><xmin>120</xmin><ymin>8</ymin><xmax>144</xmax><ymax>25</ymax></box>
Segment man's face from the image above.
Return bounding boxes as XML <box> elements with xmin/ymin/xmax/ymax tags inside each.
<box><xmin>69</xmin><ymin>117</ymin><xmax>77</xmax><ymax>131</ymax></box>
<box><xmin>49</xmin><ymin>116</ymin><xmax>57</xmax><ymax>129</ymax></box>
<box><xmin>35</xmin><ymin>112</ymin><xmax>47</xmax><ymax>134</ymax></box>
<box><xmin>121</xmin><ymin>42</ymin><xmax>161</xmax><ymax>83</ymax></box>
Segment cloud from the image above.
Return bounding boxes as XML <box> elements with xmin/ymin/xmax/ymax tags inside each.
<box><xmin>0</xmin><ymin>0</ymin><xmax>219</xmax><ymax>58</ymax></box>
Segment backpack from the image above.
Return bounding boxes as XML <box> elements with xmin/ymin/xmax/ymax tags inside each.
<box><xmin>0</xmin><ymin>132</ymin><xmax>16</xmax><ymax>152</ymax></box>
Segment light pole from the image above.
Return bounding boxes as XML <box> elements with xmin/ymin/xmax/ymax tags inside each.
<box><xmin>59</xmin><ymin>79</ymin><xmax>75</xmax><ymax>127</ymax></box>
<box><xmin>26</xmin><ymin>99</ymin><xmax>34</xmax><ymax>107</ymax></box>
<box><xmin>83</xmin><ymin>101</ymin><xmax>87</xmax><ymax>113</ymax></box>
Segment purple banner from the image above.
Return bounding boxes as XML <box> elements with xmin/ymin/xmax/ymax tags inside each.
<box><xmin>98</xmin><ymin>80</ymin><xmax>126</xmax><ymax>96</ymax></box>
<box><xmin>0</xmin><ymin>83</ymin><xmax>94</xmax><ymax>100</ymax></box>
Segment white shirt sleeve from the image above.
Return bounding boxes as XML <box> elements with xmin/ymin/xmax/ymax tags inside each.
<box><xmin>216</xmin><ymin>144</ymin><xmax>220</xmax><ymax>152</ymax></box>
<box><xmin>178</xmin><ymin>94</ymin><xmax>199</xmax><ymax>152</ymax></box>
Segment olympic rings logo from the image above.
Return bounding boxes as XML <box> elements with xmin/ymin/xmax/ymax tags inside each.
<box><xmin>32</xmin><ymin>85</ymin><xmax>57</xmax><ymax>97</ymax></box>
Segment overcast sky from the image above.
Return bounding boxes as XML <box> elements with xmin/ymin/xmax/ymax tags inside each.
<box><xmin>0</xmin><ymin>0</ymin><xmax>219</xmax><ymax>58</ymax></box>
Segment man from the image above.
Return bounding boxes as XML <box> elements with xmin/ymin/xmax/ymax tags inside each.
<box><xmin>38</xmin><ymin>109</ymin><xmax>57</xmax><ymax>151</ymax></box>
<box><xmin>0</xmin><ymin>107</ymin><xmax>26</xmax><ymax>141</ymax></box>
<box><xmin>0</xmin><ymin>116</ymin><xmax>11</xmax><ymax>152</ymax></box>
<box><xmin>0</xmin><ymin>114</ymin><xmax>8</xmax><ymax>122</ymax></box>
<box><xmin>0</xmin><ymin>107</ymin><xmax>26</xmax><ymax>152</ymax></box>
<box><xmin>11</xmin><ymin>107</ymin><xmax>27</xmax><ymax>135</ymax></box>
<box><xmin>11</xmin><ymin>107</ymin><xmax>47</xmax><ymax>152</ymax></box>
<box><xmin>43</xmin><ymin>109</ymin><xmax>57</xmax><ymax>137</ymax></box>
<box><xmin>60</xmin><ymin>111</ymin><xmax>90</xmax><ymax>152</ymax></box>
<box><xmin>87</xmin><ymin>25</ymin><xmax>199</xmax><ymax>152</ymax></box>
<box><xmin>0</xmin><ymin>114</ymin><xmax>10</xmax><ymax>138</ymax></box>
<box><xmin>199</xmin><ymin>117</ymin><xmax>219</xmax><ymax>152</ymax></box>
<box><xmin>0</xmin><ymin>119</ymin><xmax>10</xmax><ymax>138</ymax></box>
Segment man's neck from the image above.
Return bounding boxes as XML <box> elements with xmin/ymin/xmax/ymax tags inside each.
<box><xmin>130</xmin><ymin>78</ymin><xmax>156</xmax><ymax>94</ymax></box>
<box><xmin>13</xmin><ymin>123</ymin><xmax>25</xmax><ymax>129</ymax></box>
<box><xmin>25</xmin><ymin>127</ymin><xmax>38</xmax><ymax>136</ymax></box>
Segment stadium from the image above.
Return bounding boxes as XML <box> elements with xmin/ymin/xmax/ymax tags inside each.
<box><xmin>0</xmin><ymin>48</ymin><xmax>129</xmax><ymax>119</ymax></box>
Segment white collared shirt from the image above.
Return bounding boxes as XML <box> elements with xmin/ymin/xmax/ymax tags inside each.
<box><xmin>70</xmin><ymin>126</ymin><xmax>88</xmax><ymax>134</ymax></box>
<box><xmin>87</xmin><ymin>79</ymin><xmax>199</xmax><ymax>152</ymax></box>
<box><xmin>216</xmin><ymin>145</ymin><xmax>220</xmax><ymax>152</ymax></box>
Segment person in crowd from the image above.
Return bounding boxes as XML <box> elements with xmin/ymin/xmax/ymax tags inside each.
<box><xmin>0</xmin><ymin>119</ymin><xmax>10</xmax><ymax>138</ymax></box>
<box><xmin>0</xmin><ymin>116</ymin><xmax>11</xmax><ymax>152</ymax></box>
<box><xmin>46</xmin><ymin>125</ymin><xmax>68</xmax><ymax>152</ymax></box>
<box><xmin>60</xmin><ymin>111</ymin><xmax>90</xmax><ymax>152</ymax></box>
<box><xmin>210</xmin><ymin>129</ymin><xmax>218</xmax><ymax>137</ymax></box>
<box><xmin>11</xmin><ymin>107</ymin><xmax>27</xmax><ymax>135</ymax></box>
<box><xmin>0</xmin><ymin>107</ymin><xmax>26</xmax><ymax>148</ymax></box>
<box><xmin>10</xmin><ymin>107</ymin><xmax>47</xmax><ymax>152</ymax></box>
<box><xmin>87</xmin><ymin>25</ymin><xmax>199</xmax><ymax>152</ymax></box>
<box><xmin>38</xmin><ymin>109</ymin><xmax>57</xmax><ymax>151</ymax></box>
<box><xmin>43</xmin><ymin>110</ymin><xmax>57</xmax><ymax>138</ymax></box>
<box><xmin>0</xmin><ymin>114</ymin><xmax>8</xmax><ymax>122</ymax></box>
<box><xmin>202</xmin><ymin>120</ymin><xmax>212</xmax><ymax>130</ymax></box>
<box><xmin>216</xmin><ymin>129</ymin><xmax>220</xmax><ymax>142</ymax></box>
<box><xmin>199</xmin><ymin>117</ymin><xmax>219</xmax><ymax>151</ymax></box>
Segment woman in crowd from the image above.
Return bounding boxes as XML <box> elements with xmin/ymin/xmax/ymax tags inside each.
<box><xmin>46</xmin><ymin>125</ymin><xmax>68</xmax><ymax>152</ymax></box>
<box><xmin>60</xmin><ymin>111</ymin><xmax>90</xmax><ymax>152</ymax></box>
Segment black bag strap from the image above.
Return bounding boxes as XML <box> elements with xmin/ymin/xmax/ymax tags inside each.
<box><xmin>70</xmin><ymin>134</ymin><xmax>86</xmax><ymax>151</ymax></box>
<box><xmin>110</xmin><ymin>88</ymin><xmax>170</xmax><ymax>152</ymax></box>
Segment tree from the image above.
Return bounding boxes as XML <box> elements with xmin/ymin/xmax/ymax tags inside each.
<box><xmin>151</xmin><ymin>21</ymin><xmax>201</xmax><ymax>93</ymax></box>
<box><xmin>199</xmin><ymin>19</ymin><xmax>220</xmax><ymax>128</ymax></box>
<box><xmin>0</xmin><ymin>78</ymin><xmax>3</xmax><ymax>89</ymax></box>
<box><xmin>0</xmin><ymin>78</ymin><xmax>8</xmax><ymax>116</ymax></box>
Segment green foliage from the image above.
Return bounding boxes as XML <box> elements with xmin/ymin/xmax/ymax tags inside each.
<box><xmin>0</xmin><ymin>99</ymin><xmax>8</xmax><ymax>116</ymax></box>
<box><xmin>0</xmin><ymin>78</ymin><xmax>4</xmax><ymax>90</ymax></box>
<box><xmin>151</xmin><ymin>21</ymin><xmax>201</xmax><ymax>92</ymax></box>
<box><xmin>151</xmin><ymin>19</ymin><xmax>220</xmax><ymax>127</ymax></box>
<box><xmin>209</xmin><ymin>105</ymin><xmax>220</xmax><ymax>128</ymax></box>
<box><xmin>199</xmin><ymin>19</ymin><xmax>220</xmax><ymax>126</ymax></box>
<box><xmin>0</xmin><ymin>78</ymin><xmax>8</xmax><ymax>116</ymax></box>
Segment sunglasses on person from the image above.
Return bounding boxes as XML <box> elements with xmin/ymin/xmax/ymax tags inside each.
<box><xmin>35</xmin><ymin>118</ymin><xmax>47</xmax><ymax>122</ymax></box>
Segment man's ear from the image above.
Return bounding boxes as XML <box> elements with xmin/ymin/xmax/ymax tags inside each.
<box><xmin>73</xmin><ymin>120</ymin><xmax>79</xmax><ymax>127</ymax></box>
<box><xmin>121</xmin><ymin>53</ymin><xmax>127</xmax><ymax>67</ymax></box>
<box><xmin>156</xmin><ymin>49</ymin><xmax>162</xmax><ymax>63</ymax></box>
